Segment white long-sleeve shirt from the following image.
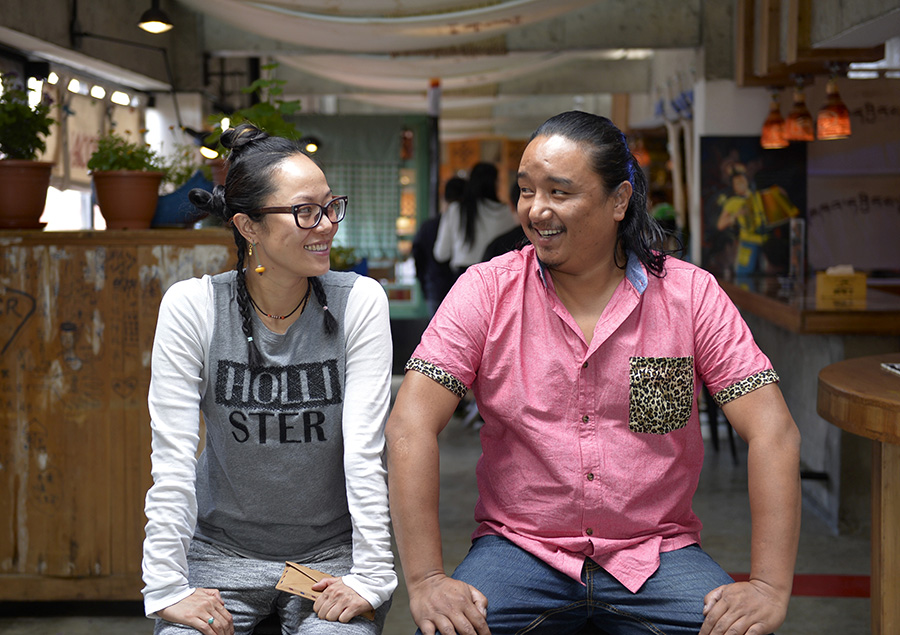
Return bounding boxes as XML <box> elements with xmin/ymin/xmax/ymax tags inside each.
<box><xmin>434</xmin><ymin>199</ymin><xmax>519</xmax><ymax>270</ymax></box>
<box><xmin>141</xmin><ymin>271</ymin><xmax>396</xmax><ymax>616</ymax></box>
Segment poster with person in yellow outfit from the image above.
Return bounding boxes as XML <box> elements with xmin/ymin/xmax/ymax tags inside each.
<box><xmin>700</xmin><ymin>137</ymin><xmax>806</xmax><ymax>279</ymax></box>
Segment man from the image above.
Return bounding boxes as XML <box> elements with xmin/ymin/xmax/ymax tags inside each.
<box><xmin>386</xmin><ymin>111</ymin><xmax>801</xmax><ymax>635</ymax></box>
<box><xmin>412</xmin><ymin>176</ymin><xmax>465</xmax><ymax>316</ymax></box>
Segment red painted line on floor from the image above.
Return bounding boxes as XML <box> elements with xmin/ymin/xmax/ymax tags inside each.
<box><xmin>729</xmin><ymin>573</ymin><xmax>870</xmax><ymax>598</ymax></box>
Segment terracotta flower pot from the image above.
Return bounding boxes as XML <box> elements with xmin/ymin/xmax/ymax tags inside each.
<box><xmin>92</xmin><ymin>170</ymin><xmax>164</xmax><ymax>230</ymax></box>
<box><xmin>0</xmin><ymin>159</ymin><xmax>54</xmax><ymax>229</ymax></box>
<box><xmin>207</xmin><ymin>158</ymin><xmax>228</xmax><ymax>186</ymax></box>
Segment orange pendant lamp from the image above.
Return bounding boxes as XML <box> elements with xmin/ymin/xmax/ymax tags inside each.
<box><xmin>784</xmin><ymin>85</ymin><xmax>815</xmax><ymax>142</ymax></box>
<box><xmin>760</xmin><ymin>92</ymin><xmax>788</xmax><ymax>149</ymax></box>
<box><xmin>631</xmin><ymin>137</ymin><xmax>651</xmax><ymax>167</ymax></box>
<box><xmin>816</xmin><ymin>77</ymin><xmax>852</xmax><ymax>140</ymax></box>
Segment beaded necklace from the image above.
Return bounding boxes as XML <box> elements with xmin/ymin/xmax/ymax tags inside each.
<box><xmin>248</xmin><ymin>282</ymin><xmax>311</xmax><ymax>320</ymax></box>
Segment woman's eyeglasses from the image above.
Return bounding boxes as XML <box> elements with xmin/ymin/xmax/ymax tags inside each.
<box><xmin>252</xmin><ymin>196</ymin><xmax>348</xmax><ymax>229</ymax></box>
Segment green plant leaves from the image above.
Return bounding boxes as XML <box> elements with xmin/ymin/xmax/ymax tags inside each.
<box><xmin>0</xmin><ymin>73</ymin><xmax>55</xmax><ymax>160</ymax></box>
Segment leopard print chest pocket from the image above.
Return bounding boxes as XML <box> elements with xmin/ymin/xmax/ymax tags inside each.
<box><xmin>628</xmin><ymin>356</ymin><xmax>694</xmax><ymax>434</ymax></box>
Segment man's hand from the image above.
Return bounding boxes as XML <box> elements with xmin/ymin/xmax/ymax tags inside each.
<box><xmin>311</xmin><ymin>577</ymin><xmax>374</xmax><ymax>623</ymax></box>
<box><xmin>700</xmin><ymin>579</ymin><xmax>789</xmax><ymax>635</ymax></box>
<box><xmin>156</xmin><ymin>587</ymin><xmax>234</xmax><ymax>635</ymax></box>
<box><xmin>409</xmin><ymin>573</ymin><xmax>490</xmax><ymax>635</ymax></box>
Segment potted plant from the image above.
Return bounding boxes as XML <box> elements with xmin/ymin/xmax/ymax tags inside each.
<box><xmin>0</xmin><ymin>71</ymin><xmax>56</xmax><ymax>229</ymax></box>
<box><xmin>204</xmin><ymin>62</ymin><xmax>302</xmax><ymax>184</ymax></box>
<box><xmin>330</xmin><ymin>245</ymin><xmax>368</xmax><ymax>275</ymax></box>
<box><xmin>87</xmin><ymin>129</ymin><xmax>166</xmax><ymax>230</ymax></box>
<box><xmin>152</xmin><ymin>139</ymin><xmax>214</xmax><ymax>228</ymax></box>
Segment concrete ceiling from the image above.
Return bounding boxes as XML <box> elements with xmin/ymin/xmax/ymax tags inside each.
<box><xmin>2</xmin><ymin>0</ymin><xmax>897</xmax><ymax>140</ymax></box>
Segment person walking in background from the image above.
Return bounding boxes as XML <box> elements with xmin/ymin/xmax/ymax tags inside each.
<box><xmin>412</xmin><ymin>176</ymin><xmax>464</xmax><ymax>316</ymax></box>
<box><xmin>142</xmin><ymin>123</ymin><xmax>396</xmax><ymax>634</ymax></box>
<box><xmin>482</xmin><ymin>181</ymin><xmax>528</xmax><ymax>262</ymax></box>
<box><xmin>433</xmin><ymin>162</ymin><xmax>518</xmax><ymax>278</ymax></box>
<box><xmin>387</xmin><ymin>111</ymin><xmax>800</xmax><ymax>635</ymax></box>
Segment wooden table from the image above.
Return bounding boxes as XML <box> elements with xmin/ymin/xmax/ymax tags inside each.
<box><xmin>818</xmin><ymin>353</ymin><xmax>900</xmax><ymax>634</ymax></box>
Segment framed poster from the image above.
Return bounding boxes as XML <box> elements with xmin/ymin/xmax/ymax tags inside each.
<box><xmin>699</xmin><ymin>136</ymin><xmax>807</xmax><ymax>279</ymax></box>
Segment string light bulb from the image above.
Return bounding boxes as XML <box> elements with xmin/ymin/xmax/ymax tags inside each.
<box><xmin>300</xmin><ymin>137</ymin><xmax>321</xmax><ymax>155</ymax></box>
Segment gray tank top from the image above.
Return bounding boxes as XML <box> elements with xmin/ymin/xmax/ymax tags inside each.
<box><xmin>195</xmin><ymin>269</ymin><xmax>357</xmax><ymax>561</ymax></box>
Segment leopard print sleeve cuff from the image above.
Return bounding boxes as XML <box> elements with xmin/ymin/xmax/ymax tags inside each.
<box><xmin>405</xmin><ymin>358</ymin><xmax>468</xmax><ymax>399</ymax></box>
<box><xmin>712</xmin><ymin>369</ymin><xmax>780</xmax><ymax>407</ymax></box>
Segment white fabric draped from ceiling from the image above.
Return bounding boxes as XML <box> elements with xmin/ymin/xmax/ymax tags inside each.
<box><xmin>274</xmin><ymin>50</ymin><xmax>646</xmax><ymax>94</ymax></box>
<box><xmin>177</xmin><ymin>0</ymin><xmax>598</xmax><ymax>53</ymax></box>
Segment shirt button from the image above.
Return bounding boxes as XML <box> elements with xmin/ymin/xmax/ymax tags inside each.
<box><xmin>582</xmin><ymin>415</ymin><xmax>589</xmax><ymax>423</ymax></box>
<box><xmin>582</xmin><ymin>361</ymin><xmax>589</xmax><ymax>369</ymax></box>
<box><xmin>586</xmin><ymin>473</ymin><xmax>594</xmax><ymax>481</ymax></box>
<box><xmin>586</xmin><ymin>528</ymin><xmax>594</xmax><ymax>536</ymax></box>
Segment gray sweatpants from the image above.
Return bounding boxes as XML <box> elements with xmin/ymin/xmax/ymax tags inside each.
<box><xmin>154</xmin><ymin>538</ymin><xmax>390</xmax><ymax>635</ymax></box>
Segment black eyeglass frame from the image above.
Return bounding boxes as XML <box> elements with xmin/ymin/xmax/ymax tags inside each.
<box><xmin>251</xmin><ymin>195</ymin><xmax>348</xmax><ymax>229</ymax></box>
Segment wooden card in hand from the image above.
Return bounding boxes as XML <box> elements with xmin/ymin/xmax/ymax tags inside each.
<box><xmin>276</xmin><ymin>562</ymin><xmax>375</xmax><ymax>620</ymax></box>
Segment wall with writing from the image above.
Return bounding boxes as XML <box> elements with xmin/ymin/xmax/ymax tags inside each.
<box><xmin>805</xmin><ymin>77</ymin><xmax>900</xmax><ymax>272</ymax></box>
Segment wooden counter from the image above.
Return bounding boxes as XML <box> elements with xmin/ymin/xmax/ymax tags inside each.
<box><xmin>718</xmin><ymin>277</ymin><xmax>900</xmax><ymax>336</ymax></box>
<box><xmin>0</xmin><ymin>229</ymin><xmax>235</xmax><ymax>600</ymax></box>
<box><xmin>717</xmin><ymin>275</ymin><xmax>900</xmax><ymax>534</ymax></box>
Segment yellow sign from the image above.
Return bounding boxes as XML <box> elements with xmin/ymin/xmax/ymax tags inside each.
<box><xmin>815</xmin><ymin>272</ymin><xmax>867</xmax><ymax>310</ymax></box>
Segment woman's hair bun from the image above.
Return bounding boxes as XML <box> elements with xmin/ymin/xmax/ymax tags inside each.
<box><xmin>221</xmin><ymin>123</ymin><xmax>269</xmax><ymax>154</ymax></box>
<box><xmin>189</xmin><ymin>184</ymin><xmax>227</xmax><ymax>220</ymax></box>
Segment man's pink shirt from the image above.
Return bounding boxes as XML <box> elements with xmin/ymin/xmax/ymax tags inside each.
<box><xmin>408</xmin><ymin>246</ymin><xmax>777</xmax><ymax>593</ymax></box>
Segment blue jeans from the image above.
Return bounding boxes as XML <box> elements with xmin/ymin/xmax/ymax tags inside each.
<box><xmin>443</xmin><ymin>535</ymin><xmax>737</xmax><ymax>635</ymax></box>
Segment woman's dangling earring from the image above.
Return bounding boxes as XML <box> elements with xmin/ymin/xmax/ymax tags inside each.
<box><xmin>251</xmin><ymin>242</ymin><xmax>265</xmax><ymax>275</ymax></box>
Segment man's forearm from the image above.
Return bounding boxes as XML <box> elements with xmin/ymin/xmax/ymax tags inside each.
<box><xmin>745</xmin><ymin>425</ymin><xmax>801</xmax><ymax>596</ymax></box>
<box><xmin>387</xmin><ymin>424</ymin><xmax>447</xmax><ymax>587</ymax></box>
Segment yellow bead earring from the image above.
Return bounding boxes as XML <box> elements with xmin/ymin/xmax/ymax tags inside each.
<box><xmin>250</xmin><ymin>242</ymin><xmax>265</xmax><ymax>275</ymax></box>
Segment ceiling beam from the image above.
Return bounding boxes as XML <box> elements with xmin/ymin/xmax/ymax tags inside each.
<box><xmin>785</xmin><ymin>0</ymin><xmax>885</xmax><ymax>66</ymax></box>
<box><xmin>736</xmin><ymin>0</ymin><xmax>885</xmax><ymax>87</ymax></box>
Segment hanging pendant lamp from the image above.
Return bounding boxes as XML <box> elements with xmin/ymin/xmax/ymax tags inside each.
<box><xmin>784</xmin><ymin>85</ymin><xmax>815</xmax><ymax>142</ymax></box>
<box><xmin>138</xmin><ymin>0</ymin><xmax>174</xmax><ymax>33</ymax></box>
<box><xmin>631</xmin><ymin>137</ymin><xmax>651</xmax><ymax>167</ymax></box>
<box><xmin>760</xmin><ymin>92</ymin><xmax>788</xmax><ymax>149</ymax></box>
<box><xmin>816</xmin><ymin>77</ymin><xmax>852</xmax><ymax>140</ymax></box>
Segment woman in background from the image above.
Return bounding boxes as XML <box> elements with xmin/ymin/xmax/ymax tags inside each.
<box><xmin>433</xmin><ymin>162</ymin><xmax>518</xmax><ymax>278</ymax></box>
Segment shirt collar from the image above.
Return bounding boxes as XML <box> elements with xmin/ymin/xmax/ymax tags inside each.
<box><xmin>535</xmin><ymin>249</ymin><xmax>648</xmax><ymax>295</ymax></box>
<box><xmin>537</xmin><ymin>256</ymin><xmax>550</xmax><ymax>287</ymax></box>
<box><xmin>625</xmin><ymin>250</ymin><xmax>648</xmax><ymax>294</ymax></box>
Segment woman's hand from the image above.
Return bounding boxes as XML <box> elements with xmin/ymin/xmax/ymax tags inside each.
<box><xmin>157</xmin><ymin>588</ymin><xmax>234</xmax><ymax>635</ymax></box>
<box><xmin>311</xmin><ymin>577</ymin><xmax>374</xmax><ymax>622</ymax></box>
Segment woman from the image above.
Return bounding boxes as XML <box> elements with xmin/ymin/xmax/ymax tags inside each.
<box><xmin>433</xmin><ymin>162</ymin><xmax>518</xmax><ymax>276</ymax></box>
<box><xmin>142</xmin><ymin>124</ymin><xmax>396</xmax><ymax>634</ymax></box>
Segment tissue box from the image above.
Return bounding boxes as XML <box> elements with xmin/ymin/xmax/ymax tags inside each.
<box><xmin>815</xmin><ymin>272</ymin><xmax>867</xmax><ymax>310</ymax></box>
